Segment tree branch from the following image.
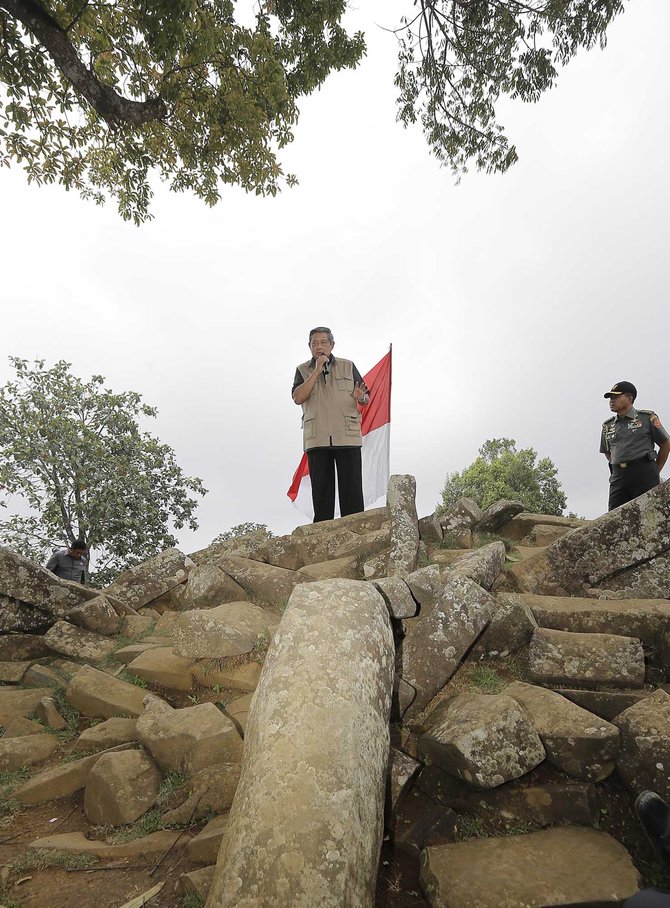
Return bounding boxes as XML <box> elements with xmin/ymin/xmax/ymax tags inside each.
<box><xmin>0</xmin><ymin>0</ymin><xmax>167</xmax><ymax>126</ymax></box>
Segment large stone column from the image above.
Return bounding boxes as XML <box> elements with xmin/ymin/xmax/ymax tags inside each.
<box><xmin>206</xmin><ymin>579</ymin><xmax>395</xmax><ymax>908</ymax></box>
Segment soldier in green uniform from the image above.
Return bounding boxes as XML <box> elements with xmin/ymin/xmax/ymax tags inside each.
<box><xmin>600</xmin><ymin>381</ymin><xmax>670</xmax><ymax>511</ymax></box>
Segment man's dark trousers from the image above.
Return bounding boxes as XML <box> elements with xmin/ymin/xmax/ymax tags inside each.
<box><xmin>307</xmin><ymin>447</ymin><xmax>364</xmax><ymax>522</ymax></box>
<box><xmin>609</xmin><ymin>459</ymin><xmax>660</xmax><ymax>510</ymax></box>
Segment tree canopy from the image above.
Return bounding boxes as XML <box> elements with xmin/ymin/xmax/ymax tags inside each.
<box><xmin>212</xmin><ymin>522</ymin><xmax>274</xmax><ymax>544</ymax></box>
<box><xmin>0</xmin><ymin>357</ymin><xmax>206</xmax><ymax>584</ymax></box>
<box><xmin>0</xmin><ymin>0</ymin><xmax>625</xmax><ymax>221</ymax></box>
<box><xmin>437</xmin><ymin>437</ymin><xmax>567</xmax><ymax>516</ymax></box>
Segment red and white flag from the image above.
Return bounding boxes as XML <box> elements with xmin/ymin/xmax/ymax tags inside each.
<box><xmin>287</xmin><ymin>348</ymin><xmax>392</xmax><ymax>518</ymax></box>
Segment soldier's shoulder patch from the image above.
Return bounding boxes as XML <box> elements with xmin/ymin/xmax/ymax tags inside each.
<box><xmin>651</xmin><ymin>414</ymin><xmax>663</xmax><ymax>429</ymax></box>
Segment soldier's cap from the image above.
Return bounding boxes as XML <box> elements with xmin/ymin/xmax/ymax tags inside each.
<box><xmin>604</xmin><ymin>381</ymin><xmax>637</xmax><ymax>400</ymax></box>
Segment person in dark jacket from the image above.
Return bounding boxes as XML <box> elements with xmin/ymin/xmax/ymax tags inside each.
<box><xmin>45</xmin><ymin>539</ymin><xmax>89</xmax><ymax>584</ymax></box>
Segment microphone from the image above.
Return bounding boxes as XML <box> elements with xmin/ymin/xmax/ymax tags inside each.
<box><xmin>322</xmin><ymin>358</ymin><xmax>329</xmax><ymax>376</ymax></box>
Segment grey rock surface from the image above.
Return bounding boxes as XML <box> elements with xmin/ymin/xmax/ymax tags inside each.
<box><xmin>372</xmin><ymin>576</ymin><xmax>418</xmax><ymax>619</ymax></box>
<box><xmin>440</xmin><ymin>499</ymin><xmax>483</xmax><ymax>536</ymax></box>
<box><xmin>172</xmin><ymin>602</ymin><xmax>278</xmax><ymax>659</ymax></box>
<box><xmin>171</xmin><ymin>563</ymin><xmax>248</xmax><ymax>610</ymax></box>
<box><xmin>421</xmin><ymin>827</ymin><xmax>639</xmax><ymax>908</ymax></box>
<box><xmin>505</xmin><ymin>681</ymin><xmax>619</xmax><ymax>782</ymax></box>
<box><xmin>387</xmin><ymin>474</ymin><xmax>420</xmax><ymax>576</ymax></box>
<box><xmin>474</xmin><ymin>499</ymin><xmax>524</xmax><ymax>534</ymax></box>
<box><xmin>400</xmin><ymin>576</ymin><xmax>496</xmax><ymax>718</ymax></box>
<box><xmin>137</xmin><ymin>698</ymin><xmax>243</xmax><ymax>774</ymax></box>
<box><xmin>43</xmin><ymin>619</ymin><xmax>117</xmax><ymax>663</ymax></box>
<box><xmin>614</xmin><ymin>689</ymin><xmax>670</xmax><ymax>800</ymax></box>
<box><xmin>529</xmin><ymin>628</ymin><xmax>646</xmax><ymax>689</ymax></box>
<box><xmin>104</xmin><ymin>548</ymin><xmax>192</xmax><ymax>609</ymax></box>
<box><xmin>418</xmin><ymin>692</ymin><xmax>545</xmax><ymax>789</ymax></box>
<box><xmin>84</xmin><ymin>750</ymin><xmax>162</xmax><ymax>825</ymax></box>
<box><xmin>207</xmin><ymin>579</ymin><xmax>394</xmax><ymax>908</ymax></box>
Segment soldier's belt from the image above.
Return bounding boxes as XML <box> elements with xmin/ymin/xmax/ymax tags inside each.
<box><xmin>615</xmin><ymin>456</ymin><xmax>651</xmax><ymax>469</ymax></box>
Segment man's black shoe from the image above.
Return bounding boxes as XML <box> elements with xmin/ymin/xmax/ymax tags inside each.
<box><xmin>635</xmin><ymin>791</ymin><xmax>670</xmax><ymax>867</ymax></box>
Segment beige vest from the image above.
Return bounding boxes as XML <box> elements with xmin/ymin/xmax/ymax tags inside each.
<box><xmin>298</xmin><ymin>357</ymin><xmax>362</xmax><ymax>451</ymax></box>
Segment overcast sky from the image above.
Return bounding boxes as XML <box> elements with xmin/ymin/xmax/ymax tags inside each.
<box><xmin>2</xmin><ymin>0</ymin><xmax>669</xmax><ymax>557</ymax></box>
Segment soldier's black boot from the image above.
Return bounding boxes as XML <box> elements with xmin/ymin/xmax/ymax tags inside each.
<box><xmin>635</xmin><ymin>791</ymin><xmax>670</xmax><ymax>868</ymax></box>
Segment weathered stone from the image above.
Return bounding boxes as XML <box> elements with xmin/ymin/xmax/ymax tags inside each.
<box><xmin>0</xmin><ymin>660</ymin><xmax>29</xmax><ymax>682</ymax></box>
<box><xmin>205</xmin><ymin>555</ymin><xmax>306</xmax><ymax>606</ymax></box>
<box><xmin>299</xmin><ymin>555</ymin><xmax>360</xmax><ymax>581</ymax></box>
<box><xmin>222</xmin><ymin>693</ymin><xmax>253</xmax><ymax>736</ymax></box>
<box><xmin>400</xmin><ymin>577</ymin><xmax>496</xmax><ymax>718</ymax></box>
<box><xmin>126</xmin><ymin>646</ymin><xmax>194</xmax><ymax>691</ymax></box>
<box><xmin>404</xmin><ymin>565</ymin><xmax>444</xmax><ymax>615</ymax></box>
<box><xmin>0</xmin><ymin>686</ymin><xmax>54</xmax><ymax>724</ymax></box>
<box><xmin>387</xmin><ymin>474</ymin><xmax>420</xmax><ymax>576</ymax></box>
<box><xmin>122</xmin><ymin>614</ymin><xmax>155</xmax><ymax>637</ymax></box>
<box><xmin>84</xmin><ymin>750</ymin><xmax>162</xmax><ymax>825</ymax></box>
<box><xmin>14</xmin><ymin>751</ymin><xmax>108</xmax><ymax>805</ymax></box>
<box><xmin>28</xmin><ymin>829</ymin><xmax>187</xmax><ymax>860</ymax></box>
<box><xmin>172</xmin><ymin>602</ymin><xmax>278</xmax><ymax>660</ymax></box>
<box><xmin>187</xmin><ymin>814</ymin><xmax>229</xmax><ymax>864</ymax></box>
<box><xmin>393</xmin><ymin>794</ymin><xmax>459</xmax><ymax>855</ymax></box>
<box><xmin>418</xmin><ymin>512</ymin><xmax>443</xmax><ymax>545</ymax></box>
<box><xmin>440</xmin><ymin>499</ymin><xmax>483</xmax><ymax>536</ymax></box>
<box><xmin>171</xmin><ymin>562</ymin><xmax>248</xmax><ymax>610</ymax></box>
<box><xmin>505</xmin><ymin>481</ymin><xmax>670</xmax><ymax>595</ymax></box>
<box><xmin>43</xmin><ymin>620</ymin><xmax>117</xmax><ymax>663</ymax></box>
<box><xmin>388</xmin><ymin>746</ymin><xmax>421</xmax><ymax>810</ymax></box>
<box><xmin>191</xmin><ymin>530</ymin><xmax>270</xmax><ymax>564</ymax></box>
<box><xmin>0</xmin><ymin>733</ymin><xmax>59</xmax><ymax>771</ymax></box>
<box><xmin>137</xmin><ymin>697</ymin><xmax>243</xmax><ymax>773</ymax></box>
<box><xmin>192</xmin><ymin>659</ymin><xmax>262</xmax><ymax>692</ymax></box>
<box><xmin>477</xmin><ymin>593</ymin><xmax>538</xmax><ymax>657</ymax></box>
<box><xmin>372</xmin><ymin>576</ymin><xmax>418</xmax><ymax>619</ymax></box>
<box><xmin>362</xmin><ymin>551</ymin><xmax>389</xmax><ymax>580</ymax></box>
<box><xmin>475</xmin><ymin>499</ymin><xmax>524</xmax><ymax>534</ymax></box>
<box><xmin>178</xmin><ymin>866</ymin><xmax>215</xmax><ymax>900</ymax></box>
<box><xmin>416</xmin><ymin>765</ymin><xmax>599</xmax><ymax>826</ymax></box>
<box><xmin>291</xmin><ymin>507</ymin><xmax>390</xmax><ymax>538</ymax></box>
<box><xmin>41</xmin><ymin>658</ymin><xmax>80</xmax><ymax>680</ymax></box>
<box><xmin>0</xmin><ymin>546</ymin><xmax>95</xmax><ymax>632</ymax></box>
<box><xmin>331</xmin><ymin>527</ymin><xmax>392</xmax><ymax>564</ymax></box>
<box><xmin>418</xmin><ymin>692</ymin><xmax>545</xmax><ymax>789</ymax></box>
<box><xmin>35</xmin><ymin>696</ymin><xmax>67</xmax><ymax>730</ymax></box>
<box><xmin>449</xmin><ymin>542</ymin><xmax>506</xmax><ymax>591</ymax></box>
<box><xmin>104</xmin><ymin>548</ymin><xmax>192</xmax><ymax>609</ymax></box>
<box><xmin>614</xmin><ymin>689</ymin><xmax>670</xmax><ymax>800</ymax></box>
<box><xmin>21</xmin><ymin>663</ymin><xmax>67</xmax><ymax>689</ymax></box>
<box><xmin>505</xmin><ymin>681</ymin><xmax>619</xmax><ymax>782</ymax></box>
<box><xmin>521</xmin><ymin>593</ymin><xmax>670</xmax><ymax>660</ymax></box>
<box><xmin>66</xmin><ymin>665</ymin><xmax>149</xmax><ymax>718</ymax></box>
<box><xmin>500</xmin><ymin>513</ymin><xmax>588</xmax><ymax>542</ymax></box>
<box><xmin>153</xmin><ymin>610</ymin><xmax>180</xmax><ymax>635</ymax></box>
<box><xmin>557</xmin><ymin>689</ymin><xmax>651</xmax><ymax>721</ymax></box>
<box><xmin>67</xmin><ymin>594</ymin><xmax>122</xmax><ymax>635</ymax></box>
<box><xmin>2</xmin><ymin>716</ymin><xmax>45</xmax><ymax>737</ymax></box>
<box><xmin>114</xmin><ymin>642</ymin><xmax>162</xmax><ymax>663</ymax></box>
<box><xmin>595</xmin><ymin>552</ymin><xmax>670</xmax><ymax>600</ymax></box>
<box><xmin>393</xmin><ymin>677</ymin><xmax>417</xmax><ymax>719</ymax></box>
<box><xmin>0</xmin><ymin>633</ymin><xmax>51</xmax><ymax>661</ymax></box>
<box><xmin>73</xmin><ymin>718</ymin><xmax>138</xmax><ymax>753</ymax></box>
<box><xmin>207</xmin><ymin>579</ymin><xmax>394</xmax><ymax>908</ymax></box>
<box><xmin>421</xmin><ymin>827</ymin><xmax>639</xmax><ymax>908</ymax></box>
<box><xmin>162</xmin><ymin>763</ymin><xmax>241</xmax><ymax>824</ymax></box>
<box><xmin>529</xmin><ymin>627</ymin><xmax>646</xmax><ymax>689</ymax></box>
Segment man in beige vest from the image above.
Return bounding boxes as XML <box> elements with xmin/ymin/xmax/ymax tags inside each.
<box><xmin>292</xmin><ymin>327</ymin><xmax>369</xmax><ymax>522</ymax></box>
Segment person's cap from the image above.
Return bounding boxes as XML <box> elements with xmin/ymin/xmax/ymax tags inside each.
<box><xmin>604</xmin><ymin>381</ymin><xmax>637</xmax><ymax>399</ymax></box>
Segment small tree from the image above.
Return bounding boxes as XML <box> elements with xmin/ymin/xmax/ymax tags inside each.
<box><xmin>437</xmin><ymin>438</ymin><xmax>567</xmax><ymax>516</ymax></box>
<box><xmin>0</xmin><ymin>358</ymin><xmax>207</xmax><ymax>584</ymax></box>
<box><xmin>211</xmin><ymin>523</ymin><xmax>274</xmax><ymax>545</ymax></box>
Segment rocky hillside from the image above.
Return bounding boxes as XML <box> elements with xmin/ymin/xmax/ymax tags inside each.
<box><xmin>0</xmin><ymin>476</ymin><xmax>669</xmax><ymax>907</ymax></box>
